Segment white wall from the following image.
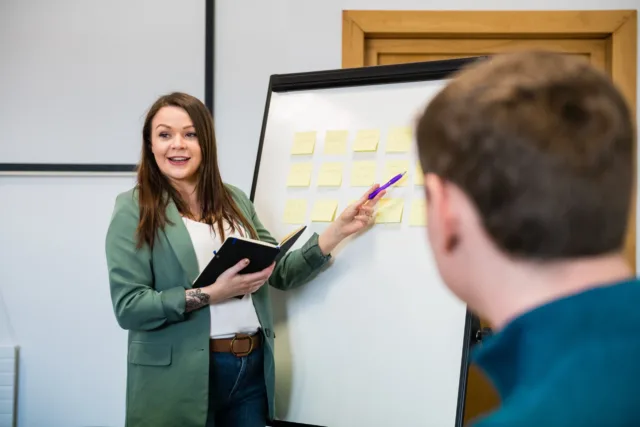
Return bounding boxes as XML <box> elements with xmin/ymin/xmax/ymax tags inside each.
<box><xmin>0</xmin><ymin>0</ymin><xmax>638</xmax><ymax>426</ymax></box>
<box><xmin>0</xmin><ymin>176</ymin><xmax>137</xmax><ymax>427</ymax></box>
<box><xmin>0</xmin><ymin>0</ymin><xmax>205</xmax><ymax>426</ymax></box>
<box><xmin>0</xmin><ymin>0</ymin><xmax>205</xmax><ymax>165</ymax></box>
<box><xmin>215</xmin><ymin>0</ymin><xmax>639</xmax><ymax>198</ymax></box>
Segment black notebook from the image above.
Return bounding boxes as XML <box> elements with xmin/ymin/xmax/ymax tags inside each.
<box><xmin>192</xmin><ymin>225</ymin><xmax>307</xmax><ymax>296</ymax></box>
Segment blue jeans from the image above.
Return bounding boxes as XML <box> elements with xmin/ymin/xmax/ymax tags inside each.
<box><xmin>205</xmin><ymin>348</ymin><xmax>268</xmax><ymax>427</ymax></box>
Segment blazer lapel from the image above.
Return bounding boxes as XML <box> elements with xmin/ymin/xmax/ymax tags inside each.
<box><xmin>164</xmin><ymin>198</ymin><xmax>200</xmax><ymax>286</ymax></box>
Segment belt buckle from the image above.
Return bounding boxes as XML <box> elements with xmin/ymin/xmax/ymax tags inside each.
<box><xmin>230</xmin><ymin>334</ymin><xmax>253</xmax><ymax>357</ymax></box>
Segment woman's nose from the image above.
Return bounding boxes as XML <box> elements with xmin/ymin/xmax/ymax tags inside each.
<box><xmin>171</xmin><ymin>136</ymin><xmax>186</xmax><ymax>148</ymax></box>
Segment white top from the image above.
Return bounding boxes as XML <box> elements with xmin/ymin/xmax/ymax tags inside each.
<box><xmin>181</xmin><ymin>217</ymin><xmax>261</xmax><ymax>339</ymax></box>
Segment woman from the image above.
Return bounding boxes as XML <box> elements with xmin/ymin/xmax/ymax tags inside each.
<box><xmin>105</xmin><ymin>92</ymin><xmax>385</xmax><ymax>427</ymax></box>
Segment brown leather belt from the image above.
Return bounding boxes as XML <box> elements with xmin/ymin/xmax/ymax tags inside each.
<box><xmin>210</xmin><ymin>332</ymin><xmax>262</xmax><ymax>357</ymax></box>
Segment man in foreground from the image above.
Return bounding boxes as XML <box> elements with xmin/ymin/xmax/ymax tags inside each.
<box><xmin>414</xmin><ymin>50</ymin><xmax>640</xmax><ymax>426</ymax></box>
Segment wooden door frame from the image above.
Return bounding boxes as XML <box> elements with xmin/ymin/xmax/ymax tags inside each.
<box><xmin>342</xmin><ymin>10</ymin><xmax>638</xmax><ymax>271</ymax></box>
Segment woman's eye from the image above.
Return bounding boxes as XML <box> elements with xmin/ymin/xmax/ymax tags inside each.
<box><xmin>159</xmin><ymin>132</ymin><xmax>170</xmax><ymax>138</ymax></box>
<box><xmin>186</xmin><ymin>132</ymin><xmax>197</xmax><ymax>138</ymax></box>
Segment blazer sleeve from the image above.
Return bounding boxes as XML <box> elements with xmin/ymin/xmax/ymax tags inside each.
<box><xmin>240</xmin><ymin>191</ymin><xmax>332</xmax><ymax>291</ymax></box>
<box><xmin>105</xmin><ymin>192</ymin><xmax>186</xmax><ymax>331</ymax></box>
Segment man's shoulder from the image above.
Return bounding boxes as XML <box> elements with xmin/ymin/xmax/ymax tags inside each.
<box><xmin>473</xmin><ymin>344</ymin><xmax>640</xmax><ymax>427</ymax></box>
<box><xmin>471</xmin><ymin>392</ymin><xmax>638</xmax><ymax>427</ymax></box>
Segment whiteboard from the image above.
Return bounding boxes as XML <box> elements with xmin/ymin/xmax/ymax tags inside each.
<box><xmin>252</xmin><ymin>59</ymin><xmax>481</xmax><ymax>427</ymax></box>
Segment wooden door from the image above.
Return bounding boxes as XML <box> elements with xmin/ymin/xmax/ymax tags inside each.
<box><xmin>368</xmin><ymin>39</ymin><xmax>608</xmax><ymax>71</ymax></box>
<box><xmin>342</xmin><ymin>9</ymin><xmax>637</xmax><ymax>426</ymax></box>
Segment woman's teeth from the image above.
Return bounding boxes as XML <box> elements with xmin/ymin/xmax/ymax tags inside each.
<box><xmin>168</xmin><ymin>157</ymin><xmax>189</xmax><ymax>164</ymax></box>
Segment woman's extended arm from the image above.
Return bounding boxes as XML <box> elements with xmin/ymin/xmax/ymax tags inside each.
<box><xmin>225</xmin><ymin>183</ymin><xmax>382</xmax><ymax>292</ymax></box>
<box><xmin>244</xmin><ymin>199</ymin><xmax>331</xmax><ymax>291</ymax></box>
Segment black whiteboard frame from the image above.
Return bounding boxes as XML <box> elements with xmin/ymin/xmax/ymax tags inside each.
<box><xmin>0</xmin><ymin>0</ymin><xmax>215</xmax><ymax>175</ymax></box>
<box><xmin>253</xmin><ymin>56</ymin><xmax>487</xmax><ymax>427</ymax></box>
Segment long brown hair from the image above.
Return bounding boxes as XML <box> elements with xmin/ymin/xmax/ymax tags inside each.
<box><xmin>135</xmin><ymin>92</ymin><xmax>258</xmax><ymax>248</ymax></box>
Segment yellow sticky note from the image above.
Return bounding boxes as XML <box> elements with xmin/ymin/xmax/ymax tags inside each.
<box><xmin>415</xmin><ymin>161</ymin><xmax>424</xmax><ymax>185</ymax></box>
<box><xmin>384</xmin><ymin>160</ymin><xmax>409</xmax><ymax>186</ymax></box>
<box><xmin>311</xmin><ymin>200</ymin><xmax>338</xmax><ymax>222</ymax></box>
<box><xmin>324</xmin><ymin>130</ymin><xmax>348</xmax><ymax>155</ymax></box>
<box><xmin>283</xmin><ymin>199</ymin><xmax>307</xmax><ymax>224</ymax></box>
<box><xmin>409</xmin><ymin>198</ymin><xmax>427</xmax><ymax>226</ymax></box>
<box><xmin>375</xmin><ymin>198</ymin><xmax>404</xmax><ymax>223</ymax></box>
<box><xmin>317</xmin><ymin>162</ymin><xmax>343</xmax><ymax>187</ymax></box>
<box><xmin>286</xmin><ymin>163</ymin><xmax>312</xmax><ymax>187</ymax></box>
<box><xmin>386</xmin><ymin>127</ymin><xmax>412</xmax><ymax>153</ymax></box>
<box><xmin>350</xmin><ymin>161</ymin><xmax>377</xmax><ymax>186</ymax></box>
<box><xmin>291</xmin><ymin>131</ymin><xmax>316</xmax><ymax>155</ymax></box>
<box><xmin>353</xmin><ymin>129</ymin><xmax>379</xmax><ymax>152</ymax></box>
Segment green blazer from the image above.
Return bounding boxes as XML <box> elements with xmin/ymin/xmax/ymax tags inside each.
<box><xmin>105</xmin><ymin>183</ymin><xmax>331</xmax><ymax>427</ymax></box>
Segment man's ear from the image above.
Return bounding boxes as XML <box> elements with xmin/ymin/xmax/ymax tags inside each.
<box><xmin>424</xmin><ymin>173</ymin><xmax>460</xmax><ymax>254</ymax></box>
<box><xmin>423</xmin><ymin>173</ymin><xmax>431</xmax><ymax>203</ymax></box>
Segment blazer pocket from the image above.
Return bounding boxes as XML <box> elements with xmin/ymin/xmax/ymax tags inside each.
<box><xmin>128</xmin><ymin>341</ymin><xmax>172</xmax><ymax>366</ymax></box>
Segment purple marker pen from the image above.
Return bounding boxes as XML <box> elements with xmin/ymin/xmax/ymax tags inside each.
<box><xmin>368</xmin><ymin>171</ymin><xmax>406</xmax><ymax>199</ymax></box>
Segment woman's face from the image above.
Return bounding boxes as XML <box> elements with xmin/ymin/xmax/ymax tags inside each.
<box><xmin>150</xmin><ymin>106</ymin><xmax>202</xmax><ymax>186</ymax></box>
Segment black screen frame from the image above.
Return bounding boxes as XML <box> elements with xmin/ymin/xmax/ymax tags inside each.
<box><xmin>0</xmin><ymin>0</ymin><xmax>215</xmax><ymax>174</ymax></box>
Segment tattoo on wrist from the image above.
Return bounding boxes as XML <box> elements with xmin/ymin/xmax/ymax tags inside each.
<box><xmin>185</xmin><ymin>289</ymin><xmax>210</xmax><ymax>312</ymax></box>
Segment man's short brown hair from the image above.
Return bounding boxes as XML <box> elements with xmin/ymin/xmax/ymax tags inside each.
<box><xmin>415</xmin><ymin>51</ymin><xmax>635</xmax><ymax>259</ymax></box>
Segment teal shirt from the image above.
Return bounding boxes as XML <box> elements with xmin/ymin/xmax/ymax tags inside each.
<box><xmin>471</xmin><ymin>277</ymin><xmax>640</xmax><ymax>427</ymax></box>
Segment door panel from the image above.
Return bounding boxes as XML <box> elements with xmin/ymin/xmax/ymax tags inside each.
<box><xmin>367</xmin><ymin>38</ymin><xmax>607</xmax><ymax>71</ymax></box>
<box><xmin>343</xmin><ymin>9</ymin><xmax>637</xmax><ymax>427</ymax></box>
